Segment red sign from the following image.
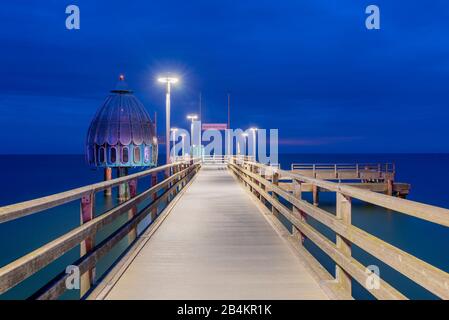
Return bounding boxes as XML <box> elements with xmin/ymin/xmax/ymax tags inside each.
<box><xmin>202</xmin><ymin>123</ymin><xmax>228</xmax><ymax>131</ymax></box>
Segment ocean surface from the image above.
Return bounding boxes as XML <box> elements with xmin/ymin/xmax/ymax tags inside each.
<box><xmin>0</xmin><ymin>153</ymin><xmax>448</xmax><ymax>299</ymax></box>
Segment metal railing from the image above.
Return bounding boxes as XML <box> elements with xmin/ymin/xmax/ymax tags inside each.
<box><xmin>291</xmin><ymin>163</ymin><xmax>395</xmax><ymax>180</ymax></box>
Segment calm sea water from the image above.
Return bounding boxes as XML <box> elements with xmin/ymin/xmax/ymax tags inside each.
<box><xmin>0</xmin><ymin>153</ymin><xmax>448</xmax><ymax>299</ymax></box>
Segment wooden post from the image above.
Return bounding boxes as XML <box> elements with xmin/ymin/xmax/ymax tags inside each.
<box><xmin>117</xmin><ymin>167</ymin><xmax>130</xmax><ymax>201</ymax></box>
<box><xmin>252</xmin><ymin>165</ymin><xmax>259</xmax><ymax>197</ymax></box>
<box><xmin>170</xmin><ymin>164</ymin><xmax>177</xmax><ymax>200</ymax></box>
<box><xmin>292</xmin><ymin>179</ymin><xmax>306</xmax><ymax>244</ymax></box>
<box><xmin>248</xmin><ymin>164</ymin><xmax>254</xmax><ymax>193</ymax></box>
<box><xmin>104</xmin><ymin>167</ymin><xmax>112</xmax><ymax>196</ymax></box>
<box><xmin>387</xmin><ymin>179</ymin><xmax>394</xmax><ymax>196</ymax></box>
<box><xmin>80</xmin><ymin>193</ymin><xmax>95</xmax><ymax>297</ymax></box>
<box><xmin>151</xmin><ymin>173</ymin><xmax>158</xmax><ymax>220</ymax></box>
<box><xmin>128</xmin><ymin>179</ymin><xmax>138</xmax><ymax>242</ymax></box>
<box><xmin>272</xmin><ymin>171</ymin><xmax>279</xmax><ymax>215</ymax></box>
<box><xmin>176</xmin><ymin>164</ymin><xmax>182</xmax><ymax>194</ymax></box>
<box><xmin>336</xmin><ymin>192</ymin><xmax>352</xmax><ymax>296</ymax></box>
<box><xmin>258</xmin><ymin>167</ymin><xmax>265</xmax><ymax>204</ymax></box>
<box><xmin>312</xmin><ymin>185</ymin><xmax>319</xmax><ymax>206</ymax></box>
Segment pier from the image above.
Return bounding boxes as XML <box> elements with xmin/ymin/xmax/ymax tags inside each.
<box><xmin>0</xmin><ymin>157</ymin><xmax>449</xmax><ymax>300</ymax></box>
<box><xmin>286</xmin><ymin>162</ymin><xmax>410</xmax><ymax>205</ymax></box>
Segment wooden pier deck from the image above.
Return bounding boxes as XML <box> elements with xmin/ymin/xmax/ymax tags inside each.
<box><xmin>2</xmin><ymin>157</ymin><xmax>449</xmax><ymax>300</ymax></box>
<box><xmin>92</xmin><ymin>167</ymin><xmax>329</xmax><ymax>300</ymax></box>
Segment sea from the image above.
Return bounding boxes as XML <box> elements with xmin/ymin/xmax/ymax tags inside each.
<box><xmin>0</xmin><ymin>153</ymin><xmax>448</xmax><ymax>300</ymax></box>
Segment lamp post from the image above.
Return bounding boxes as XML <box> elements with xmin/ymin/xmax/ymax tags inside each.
<box><xmin>180</xmin><ymin>133</ymin><xmax>186</xmax><ymax>159</ymax></box>
<box><xmin>187</xmin><ymin>114</ymin><xmax>198</xmax><ymax>158</ymax></box>
<box><xmin>249</xmin><ymin>127</ymin><xmax>257</xmax><ymax>161</ymax></box>
<box><xmin>158</xmin><ymin>76</ymin><xmax>179</xmax><ymax>165</ymax></box>
<box><xmin>239</xmin><ymin>132</ymin><xmax>248</xmax><ymax>157</ymax></box>
<box><xmin>187</xmin><ymin>114</ymin><xmax>198</xmax><ymax>139</ymax></box>
<box><xmin>171</xmin><ymin>128</ymin><xmax>178</xmax><ymax>161</ymax></box>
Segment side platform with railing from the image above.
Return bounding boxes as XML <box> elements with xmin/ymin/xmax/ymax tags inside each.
<box><xmin>289</xmin><ymin>163</ymin><xmax>409</xmax><ymax>201</ymax></box>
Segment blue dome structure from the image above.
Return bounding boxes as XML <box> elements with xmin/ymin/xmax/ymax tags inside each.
<box><xmin>86</xmin><ymin>76</ymin><xmax>158</xmax><ymax>169</ymax></box>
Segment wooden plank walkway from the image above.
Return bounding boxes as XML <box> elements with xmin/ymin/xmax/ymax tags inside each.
<box><xmin>98</xmin><ymin>167</ymin><xmax>329</xmax><ymax>300</ymax></box>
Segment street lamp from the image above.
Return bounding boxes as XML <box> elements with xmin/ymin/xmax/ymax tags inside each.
<box><xmin>158</xmin><ymin>75</ymin><xmax>179</xmax><ymax>165</ymax></box>
<box><xmin>171</xmin><ymin>128</ymin><xmax>178</xmax><ymax>161</ymax></box>
<box><xmin>239</xmin><ymin>132</ymin><xmax>248</xmax><ymax>156</ymax></box>
<box><xmin>249</xmin><ymin>127</ymin><xmax>257</xmax><ymax>161</ymax></box>
<box><xmin>187</xmin><ymin>114</ymin><xmax>198</xmax><ymax>158</ymax></box>
<box><xmin>187</xmin><ymin>114</ymin><xmax>198</xmax><ymax>122</ymax></box>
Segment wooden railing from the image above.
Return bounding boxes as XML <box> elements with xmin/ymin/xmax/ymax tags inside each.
<box><xmin>228</xmin><ymin>158</ymin><xmax>449</xmax><ymax>300</ymax></box>
<box><xmin>291</xmin><ymin>163</ymin><xmax>395</xmax><ymax>181</ymax></box>
<box><xmin>174</xmin><ymin>155</ymin><xmax>255</xmax><ymax>166</ymax></box>
<box><xmin>0</xmin><ymin>160</ymin><xmax>200</xmax><ymax>299</ymax></box>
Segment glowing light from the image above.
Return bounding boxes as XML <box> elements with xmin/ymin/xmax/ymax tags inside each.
<box><xmin>187</xmin><ymin>114</ymin><xmax>198</xmax><ymax>121</ymax></box>
<box><xmin>158</xmin><ymin>76</ymin><xmax>179</xmax><ymax>84</ymax></box>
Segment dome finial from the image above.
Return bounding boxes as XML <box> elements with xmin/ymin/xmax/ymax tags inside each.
<box><xmin>112</xmin><ymin>74</ymin><xmax>132</xmax><ymax>93</ymax></box>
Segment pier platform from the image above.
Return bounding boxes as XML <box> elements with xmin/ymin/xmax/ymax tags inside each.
<box><xmin>92</xmin><ymin>167</ymin><xmax>329</xmax><ymax>300</ymax></box>
<box><xmin>1</xmin><ymin>157</ymin><xmax>449</xmax><ymax>300</ymax></box>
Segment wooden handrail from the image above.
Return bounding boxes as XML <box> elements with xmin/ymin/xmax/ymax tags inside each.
<box><xmin>246</xmin><ymin>160</ymin><xmax>449</xmax><ymax>227</ymax></box>
<box><xmin>0</xmin><ymin>161</ymin><xmax>196</xmax><ymax>224</ymax></box>
<box><xmin>291</xmin><ymin>163</ymin><xmax>395</xmax><ymax>173</ymax></box>
<box><xmin>0</xmin><ymin>161</ymin><xmax>201</xmax><ymax>298</ymax></box>
<box><xmin>31</xmin><ymin>166</ymin><xmax>198</xmax><ymax>300</ymax></box>
<box><xmin>228</xmin><ymin>158</ymin><xmax>449</xmax><ymax>299</ymax></box>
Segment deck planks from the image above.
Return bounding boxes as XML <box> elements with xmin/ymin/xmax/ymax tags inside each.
<box><xmin>102</xmin><ymin>167</ymin><xmax>329</xmax><ymax>300</ymax></box>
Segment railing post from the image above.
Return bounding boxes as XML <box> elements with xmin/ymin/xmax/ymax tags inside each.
<box><xmin>258</xmin><ymin>167</ymin><xmax>266</xmax><ymax>204</ymax></box>
<box><xmin>128</xmin><ymin>179</ymin><xmax>138</xmax><ymax>242</ymax></box>
<box><xmin>252</xmin><ymin>165</ymin><xmax>259</xmax><ymax>197</ymax></box>
<box><xmin>104</xmin><ymin>168</ymin><xmax>112</xmax><ymax>196</ymax></box>
<box><xmin>80</xmin><ymin>192</ymin><xmax>95</xmax><ymax>297</ymax></box>
<box><xmin>292</xmin><ymin>179</ymin><xmax>306</xmax><ymax>244</ymax></box>
<box><xmin>336</xmin><ymin>192</ymin><xmax>352</xmax><ymax>296</ymax></box>
<box><xmin>387</xmin><ymin>179</ymin><xmax>394</xmax><ymax>196</ymax></box>
<box><xmin>312</xmin><ymin>185</ymin><xmax>319</xmax><ymax>206</ymax></box>
<box><xmin>151</xmin><ymin>172</ymin><xmax>158</xmax><ymax>220</ymax></box>
<box><xmin>168</xmin><ymin>164</ymin><xmax>176</xmax><ymax>202</ymax></box>
<box><xmin>117</xmin><ymin>167</ymin><xmax>130</xmax><ymax>201</ymax></box>
<box><xmin>177</xmin><ymin>163</ymin><xmax>182</xmax><ymax>191</ymax></box>
<box><xmin>248</xmin><ymin>164</ymin><xmax>253</xmax><ymax>192</ymax></box>
<box><xmin>271</xmin><ymin>171</ymin><xmax>279</xmax><ymax>215</ymax></box>
<box><xmin>180</xmin><ymin>163</ymin><xmax>186</xmax><ymax>188</ymax></box>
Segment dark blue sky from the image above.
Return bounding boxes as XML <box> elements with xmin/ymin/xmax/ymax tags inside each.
<box><xmin>1</xmin><ymin>0</ymin><xmax>448</xmax><ymax>153</ymax></box>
